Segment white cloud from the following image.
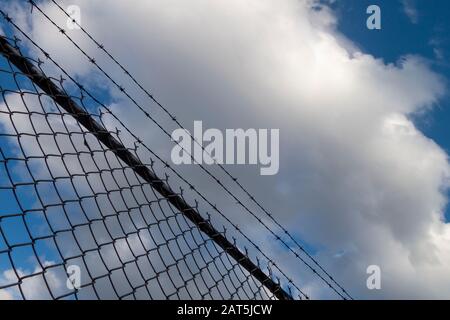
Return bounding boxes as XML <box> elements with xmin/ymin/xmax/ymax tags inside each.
<box><xmin>0</xmin><ymin>290</ymin><xmax>14</xmax><ymax>300</ymax></box>
<box><xmin>401</xmin><ymin>0</ymin><xmax>419</xmax><ymax>24</ymax></box>
<box><xmin>0</xmin><ymin>261</ymin><xmax>65</xmax><ymax>300</ymax></box>
<box><xmin>2</xmin><ymin>0</ymin><xmax>450</xmax><ymax>299</ymax></box>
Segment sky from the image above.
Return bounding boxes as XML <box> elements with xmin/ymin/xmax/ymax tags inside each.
<box><xmin>1</xmin><ymin>0</ymin><xmax>450</xmax><ymax>300</ymax></box>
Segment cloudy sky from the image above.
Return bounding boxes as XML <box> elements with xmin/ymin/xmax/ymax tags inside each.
<box><xmin>1</xmin><ymin>0</ymin><xmax>450</xmax><ymax>300</ymax></box>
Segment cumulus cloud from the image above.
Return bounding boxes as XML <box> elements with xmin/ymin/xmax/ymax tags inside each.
<box><xmin>2</xmin><ymin>0</ymin><xmax>450</xmax><ymax>299</ymax></box>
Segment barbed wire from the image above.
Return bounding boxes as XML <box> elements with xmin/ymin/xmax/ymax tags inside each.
<box><xmin>32</xmin><ymin>0</ymin><xmax>352</xmax><ymax>299</ymax></box>
<box><xmin>0</xmin><ymin>20</ymin><xmax>308</xmax><ymax>299</ymax></box>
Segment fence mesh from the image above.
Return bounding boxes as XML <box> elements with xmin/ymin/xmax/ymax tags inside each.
<box><xmin>0</xmin><ymin>34</ymin><xmax>296</xmax><ymax>300</ymax></box>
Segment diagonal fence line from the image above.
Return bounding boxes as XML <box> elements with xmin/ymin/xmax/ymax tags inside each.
<box><xmin>38</xmin><ymin>0</ymin><xmax>352</xmax><ymax>299</ymax></box>
<box><xmin>0</xmin><ymin>34</ymin><xmax>294</xmax><ymax>300</ymax></box>
<box><xmin>0</xmin><ymin>10</ymin><xmax>310</xmax><ymax>299</ymax></box>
